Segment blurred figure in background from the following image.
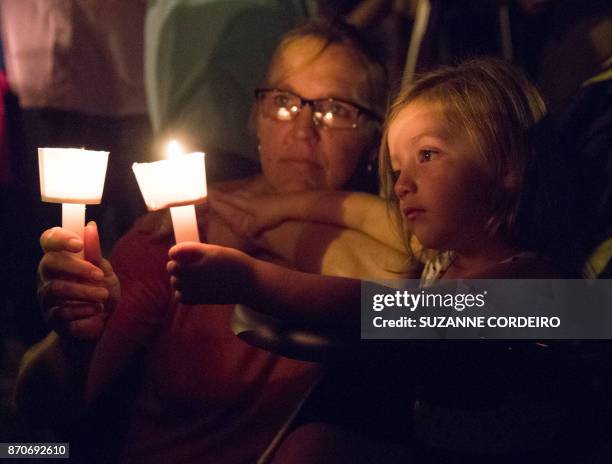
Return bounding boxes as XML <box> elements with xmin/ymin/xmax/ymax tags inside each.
<box><xmin>0</xmin><ymin>0</ymin><xmax>151</xmax><ymax>246</ymax></box>
<box><xmin>0</xmin><ymin>0</ymin><xmax>152</xmax><ymax>342</ymax></box>
<box><xmin>144</xmin><ymin>0</ymin><xmax>314</xmax><ymax>179</ymax></box>
<box><xmin>511</xmin><ymin>0</ymin><xmax>612</xmax><ymax>274</ymax></box>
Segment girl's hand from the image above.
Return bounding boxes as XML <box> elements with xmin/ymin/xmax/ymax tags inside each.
<box><xmin>209</xmin><ymin>190</ymin><xmax>290</xmax><ymax>238</ymax></box>
<box><xmin>167</xmin><ymin>242</ymin><xmax>254</xmax><ymax>305</ymax></box>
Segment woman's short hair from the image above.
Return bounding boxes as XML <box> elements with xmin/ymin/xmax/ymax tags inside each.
<box><xmin>265</xmin><ymin>19</ymin><xmax>389</xmax><ymax>119</ymax></box>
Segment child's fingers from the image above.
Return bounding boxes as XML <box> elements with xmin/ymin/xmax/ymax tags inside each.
<box><xmin>169</xmin><ymin>243</ymin><xmax>205</xmax><ymax>261</ymax></box>
<box><xmin>169</xmin><ymin>275</ymin><xmax>200</xmax><ymax>306</ymax></box>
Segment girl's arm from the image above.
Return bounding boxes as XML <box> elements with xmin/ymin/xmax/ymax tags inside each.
<box><xmin>168</xmin><ymin>242</ymin><xmax>362</xmax><ymax>333</ymax></box>
<box><xmin>210</xmin><ymin>190</ymin><xmax>407</xmax><ymax>253</ymax></box>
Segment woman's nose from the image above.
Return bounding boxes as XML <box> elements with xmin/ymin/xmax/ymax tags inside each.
<box><xmin>291</xmin><ymin>105</ymin><xmax>319</xmax><ymax>141</ymax></box>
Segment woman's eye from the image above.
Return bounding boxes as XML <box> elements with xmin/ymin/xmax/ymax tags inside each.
<box><xmin>418</xmin><ymin>150</ymin><xmax>436</xmax><ymax>163</ymax></box>
<box><xmin>329</xmin><ymin>103</ymin><xmax>350</xmax><ymax>117</ymax></box>
<box><xmin>273</xmin><ymin>95</ymin><xmax>290</xmax><ymax>107</ymax></box>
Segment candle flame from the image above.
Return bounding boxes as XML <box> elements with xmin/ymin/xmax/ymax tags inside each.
<box><xmin>167</xmin><ymin>140</ymin><xmax>183</xmax><ymax>160</ymax></box>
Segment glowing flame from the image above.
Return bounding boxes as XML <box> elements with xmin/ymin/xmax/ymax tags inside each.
<box><xmin>167</xmin><ymin>140</ymin><xmax>183</xmax><ymax>160</ymax></box>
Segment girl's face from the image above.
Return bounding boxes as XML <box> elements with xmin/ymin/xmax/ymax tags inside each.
<box><xmin>388</xmin><ymin>100</ymin><xmax>494</xmax><ymax>253</ymax></box>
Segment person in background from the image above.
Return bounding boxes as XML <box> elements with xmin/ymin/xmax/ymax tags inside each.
<box><xmin>144</xmin><ymin>0</ymin><xmax>314</xmax><ymax>180</ymax></box>
<box><xmin>0</xmin><ymin>1</ymin><xmax>152</xmax><ymax>347</ymax></box>
<box><xmin>511</xmin><ymin>0</ymin><xmax>612</xmax><ymax>277</ymax></box>
<box><xmin>0</xmin><ymin>0</ymin><xmax>152</xmax><ymax>249</ymax></box>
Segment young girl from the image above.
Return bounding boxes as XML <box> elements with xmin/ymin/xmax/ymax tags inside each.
<box><xmin>168</xmin><ymin>58</ymin><xmax>585</xmax><ymax>460</ymax></box>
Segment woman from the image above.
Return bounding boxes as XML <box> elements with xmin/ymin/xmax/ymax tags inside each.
<box><xmin>18</xmin><ymin>20</ymin><xmax>411</xmax><ymax>463</ymax></box>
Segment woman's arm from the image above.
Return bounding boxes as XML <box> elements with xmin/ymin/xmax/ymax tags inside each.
<box><xmin>15</xmin><ymin>332</ymin><xmax>94</xmax><ymax>431</ymax></box>
<box><xmin>209</xmin><ymin>189</ymin><xmax>420</xmax><ymax>279</ymax></box>
<box><xmin>211</xmin><ymin>190</ymin><xmax>407</xmax><ymax>253</ymax></box>
<box><xmin>15</xmin><ymin>223</ymin><xmax>119</xmax><ymax>430</ymax></box>
<box><xmin>258</xmin><ymin>220</ymin><xmax>416</xmax><ymax>279</ymax></box>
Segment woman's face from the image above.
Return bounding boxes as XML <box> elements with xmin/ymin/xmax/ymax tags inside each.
<box><xmin>256</xmin><ymin>38</ymin><xmax>379</xmax><ymax>193</ymax></box>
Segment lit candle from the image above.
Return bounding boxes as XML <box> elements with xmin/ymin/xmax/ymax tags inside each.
<box><xmin>132</xmin><ymin>141</ymin><xmax>206</xmax><ymax>243</ymax></box>
<box><xmin>38</xmin><ymin>148</ymin><xmax>110</xmax><ymax>257</ymax></box>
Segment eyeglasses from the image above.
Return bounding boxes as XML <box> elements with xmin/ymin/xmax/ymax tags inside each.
<box><xmin>255</xmin><ymin>88</ymin><xmax>381</xmax><ymax>130</ymax></box>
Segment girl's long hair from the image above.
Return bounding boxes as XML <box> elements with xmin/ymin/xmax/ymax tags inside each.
<box><xmin>380</xmin><ymin>58</ymin><xmax>582</xmax><ymax>275</ymax></box>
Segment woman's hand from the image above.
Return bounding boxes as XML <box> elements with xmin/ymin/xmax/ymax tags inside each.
<box><xmin>167</xmin><ymin>242</ymin><xmax>255</xmax><ymax>305</ymax></box>
<box><xmin>209</xmin><ymin>190</ymin><xmax>290</xmax><ymax>239</ymax></box>
<box><xmin>37</xmin><ymin>222</ymin><xmax>120</xmax><ymax>342</ymax></box>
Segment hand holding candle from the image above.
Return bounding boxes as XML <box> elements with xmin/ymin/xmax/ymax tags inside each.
<box><xmin>132</xmin><ymin>141</ymin><xmax>207</xmax><ymax>243</ymax></box>
<box><xmin>38</xmin><ymin>148</ymin><xmax>110</xmax><ymax>257</ymax></box>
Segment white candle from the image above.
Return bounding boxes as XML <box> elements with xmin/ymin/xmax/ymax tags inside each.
<box><xmin>62</xmin><ymin>203</ymin><xmax>86</xmax><ymax>241</ymax></box>
<box><xmin>132</xmin><ymin>142</ymin><xmax>206</xmax><ymax>243</ymax></box>
<box><xmin>170</xmin><ymin>204</ymin><xmax>200</xmax><ymax>243</ymax></box>
<box><xmin>39</xmin><ymin>148</ymin><xmax>109</xmax><ymax>257</ymax></box>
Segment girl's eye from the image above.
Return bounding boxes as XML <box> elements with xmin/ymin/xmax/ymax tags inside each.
<box><xmin>418</xmin><ymin>150</ymin><xmax>436</xmax><ymax>163</ymax></box>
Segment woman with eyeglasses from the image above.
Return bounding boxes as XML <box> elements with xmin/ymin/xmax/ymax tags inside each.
<box><xmin>18</xmin><ymin>20</ymin><xmax>415</xmax><ymax>463</ymax></box>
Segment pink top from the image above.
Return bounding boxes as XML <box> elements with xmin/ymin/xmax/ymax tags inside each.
<box><xmin>86</xmin><ymin>225</ymin><xmax>319</xmax><ymax>463</ymax></box>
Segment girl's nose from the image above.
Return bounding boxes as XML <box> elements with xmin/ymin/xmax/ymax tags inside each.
<box><xmin>394</xmin><ymin>169</ymin><xmax>417</xmax><ymax>199</ymax></box>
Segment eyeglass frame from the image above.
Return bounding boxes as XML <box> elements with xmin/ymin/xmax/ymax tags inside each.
<box><xmin>254</xmin><ymin>87</ymin><xmax>383</xmax><ymax>129</ymax></box>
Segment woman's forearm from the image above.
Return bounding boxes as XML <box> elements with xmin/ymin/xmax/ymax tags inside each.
<box><xmin>15</xmin><ymin>332</ymin><xmax>92</xmax><ymax>431</ymax></box>
<box><xmin>260</xmin><ymin>220</ymin><xmax>414</xmax><ymax>279</ymax></box>
<box><xmin>270</xmin><ymin>191</ymin><xmax>406</xmax><ymax>252</ymax></box>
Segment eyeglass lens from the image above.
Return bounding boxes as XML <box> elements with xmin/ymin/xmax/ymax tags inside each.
<box><xmin>261</xmin><ymin>90</ymin><xmax>360</xmax><ymax>129</ymax></box>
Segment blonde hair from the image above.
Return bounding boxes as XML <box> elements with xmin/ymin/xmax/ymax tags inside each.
<box><xmin>264</xmin><ymin>19</ymin><xmax>389</xmax><ymax>119</ymax></box>
<box><xmin>380</xmin><ymin>58</ymin><xmax>547</xmax><ymax>254</ymax></box>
